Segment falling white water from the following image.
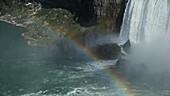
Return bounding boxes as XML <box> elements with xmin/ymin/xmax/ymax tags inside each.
<box><xmin>120</xmin><ymin>0</ymin><xmax>170</xmax><ymax>44</ymax></box>
<box><xmin>120</xmin><ymin>0</ymin><xmax>170</xmax><ymax>74</ymax></box>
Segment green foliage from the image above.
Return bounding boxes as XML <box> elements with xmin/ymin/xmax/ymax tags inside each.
<box><xmin>0</xmin><ymin>1</ymin><xmax>84</xmax><ymax>47</ymax></box>
<box><xmin>34</xmin><ymin>8</ymin><xmax>83</xmax><ymax>37</ymax></box>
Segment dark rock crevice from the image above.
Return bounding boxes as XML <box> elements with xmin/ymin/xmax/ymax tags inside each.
<box><xmin>115</xmin><ymin>0</ymin><xmax>127</xmax><ymax>32</ymax></box>
<box><xmin>77</xmin><ymin>0</ymin><xmax>97</xmax><ymax>27</ymax></box>
<box><xmin>33</xmin><ymin>0</ymin><xmax>97</xmax><ymax>27</ymax></box>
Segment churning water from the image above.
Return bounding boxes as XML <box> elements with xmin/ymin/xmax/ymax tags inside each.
<box><xmin>119</xmin><ymin>0</ymin><xmax>170</xmax><ymax>95</ymax></box>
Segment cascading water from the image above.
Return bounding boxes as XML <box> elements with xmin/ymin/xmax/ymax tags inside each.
<box><xmin>120</xmin><ymin>0</ymin><xmax>170</xmax><ymax>44</ymax></box>
<box><xmin>119</xmin><ymin>0</ymin><xmax>170</xmax><ymax>92</ymax></box>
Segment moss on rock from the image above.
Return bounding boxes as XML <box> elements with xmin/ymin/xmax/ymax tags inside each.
<box><xmin>34</xmin><ymin>8</ymin><xmax>84</xmax><ymax>37</ymax></box>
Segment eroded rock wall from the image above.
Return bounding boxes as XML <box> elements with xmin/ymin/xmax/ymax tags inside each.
<box><xmin>94</xmin><ymin>0</ymin><xmax>127</xmax><ymax>32</ymax></box>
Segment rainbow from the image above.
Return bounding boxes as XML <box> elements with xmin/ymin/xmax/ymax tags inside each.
<box><xmin>3</xmin><ymin>6</ymin><xmax>135</xmax><ymax>95</ymax></box>
<box><xmin>67</xmin><ymin>36</ymin><xmax>135</xmax><ymax>96</ymax></box>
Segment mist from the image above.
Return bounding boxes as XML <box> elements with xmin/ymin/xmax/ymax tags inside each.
<box><xmin>117</xmin><ymin>0</ymin><xmax>170</xmax><ymax>90</ymax></box>
<box><xmin>118</xmin><ymin>33</ymin><xmax>170</xmax><ymax>90</ymax></box>
<box><xmin>85</xmin><ymin>32</ymin><xmax>124</xmax><ymax>48</ymax></box>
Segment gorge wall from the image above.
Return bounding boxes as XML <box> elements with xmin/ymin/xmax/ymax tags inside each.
<box><xmin>33</xmin><ymin>0</ymin><xmax>127</xmax><ymax>31</ymax></box>
<box><xmin>94</xmin><ymin>0</ymin><xmax>127</xmax><ymax>32</ymax></box>
<box><xmin>0</xmin><ymin>0</ymin><xmax>127</xmax><ymax>60</ymax></box>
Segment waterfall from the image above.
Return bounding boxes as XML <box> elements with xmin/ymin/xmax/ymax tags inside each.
<box><xmin>120</xmin><ymin>0</ymin><xmax>170</xmax><ymax>44</ymax></box>
<box><xmin>119</xmin><ymin>0</ymin><xmax>170</xmax><ymax>75</ymax></box>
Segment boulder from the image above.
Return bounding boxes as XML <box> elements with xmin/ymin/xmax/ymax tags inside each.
<box><xmin>92</xmin><ymin>43</ymin><xmax>121</xmax><ymax>60</ymax></box>
<box><xmin>122</xmin><ymin>39</ymin><xmax>131</xmax><ymax>53</ymax></box>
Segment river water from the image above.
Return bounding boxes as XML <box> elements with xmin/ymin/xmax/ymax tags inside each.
<box><xmin>0</xmin><ymin>20</ymin><xmax>170</xmax><ymax>96</ymax></box>
<box><xmin>0</xmin><ymin>21</ymin><xmax>124</xmax><ymax>96</ymax></box>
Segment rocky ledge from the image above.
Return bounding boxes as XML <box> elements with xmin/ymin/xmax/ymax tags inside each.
<box><xmin>0</xmin><ymin>0</ymin><xmax>127</xmax><ymax>60</ymax></box>
<box><xmin>0</xmin><ymin>2</ymin><xmax>83</xmax><ymax>48</ymax></box>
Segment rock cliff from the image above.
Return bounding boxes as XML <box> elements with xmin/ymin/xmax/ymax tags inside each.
<box><xmin>94</xmin><ymin>0</ymin><xmax>127</xmax><ymax>32</ymax></box>
<box><xmin>33</xmin><ymin>0</ymin><xmax>127</xmax><ymax>31</ymax></box>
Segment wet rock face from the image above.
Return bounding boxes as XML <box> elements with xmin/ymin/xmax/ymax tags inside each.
<box><xmin>92</xmin><ymin>43</ymin><xmax>121</xmax><ymax>60</ymax></box>
<box><xmin>94</xmin><ymin>0</ymin><xmax>125</xmax><ymax>17</ymax></box>
<box><xmin>94</xmin><ymin>0</ymin><xmax>127</xmax><ymax>32</ymax></box>
<box><xmin>122</xmin><ymin>40</ymin><xmax>131</xmax><ymax>53</ymax></box>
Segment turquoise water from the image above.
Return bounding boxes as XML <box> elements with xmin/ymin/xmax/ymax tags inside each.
<box><xmin>0</xmin><ymin>21</ymin><xmax>169</xmax><ymax>96</ymax></box>
<box><xmin>0</xmin><ymin>21</ymin><xmax>121</xmax><ymax>96</ymax></box>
